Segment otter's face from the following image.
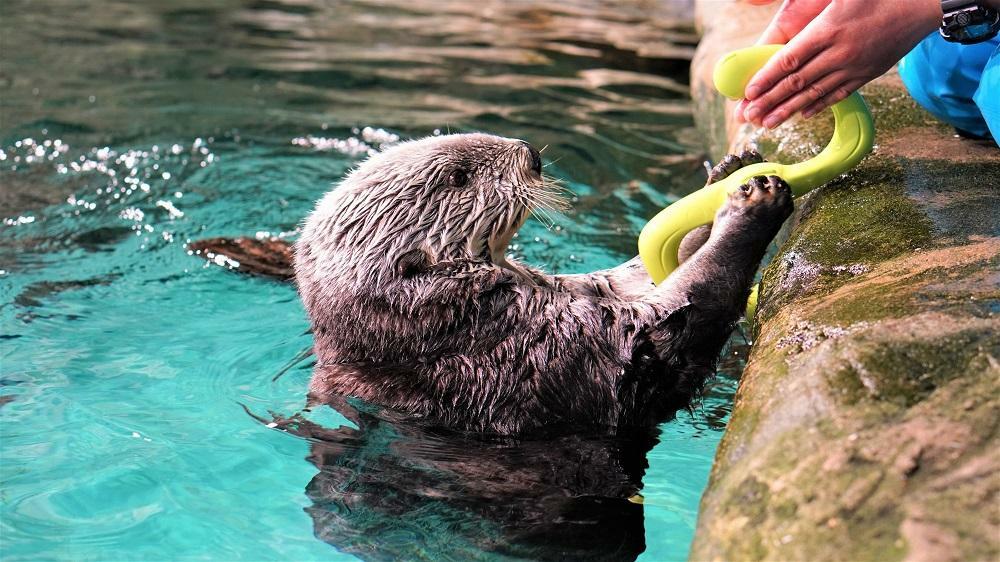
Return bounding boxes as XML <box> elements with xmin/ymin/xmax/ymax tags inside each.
<box><xmin>416</xmin><ymin>134</ymin><xmax>557</xmax><ymax>264</ymax></box>
<box><xmin>309</xmin><ymin>133</ymin><xmax>565</xmax><ymax>269</ymax></box>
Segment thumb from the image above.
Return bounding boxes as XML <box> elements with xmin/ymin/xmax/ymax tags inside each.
<box><xmin>751</xmin><ymin>0</ymin><xmax>790</xmax><ymax>44</ymax></box>
<box><xmin>756</xmin><ymin>19</ymin><xmax>792</xmax><ymax>45</ymax></box>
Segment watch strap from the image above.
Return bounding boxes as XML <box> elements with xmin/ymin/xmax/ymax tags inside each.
<box><xmin>942</xmin><ymin>0</ymin><xmax>979</xmax><ymax>12</ymax></box>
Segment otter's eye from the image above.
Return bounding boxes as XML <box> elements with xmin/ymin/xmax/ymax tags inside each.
<box><xmin>447</xmin><ymin>169</ymin><xmax>468</xmax><ymax>188</ymax></box>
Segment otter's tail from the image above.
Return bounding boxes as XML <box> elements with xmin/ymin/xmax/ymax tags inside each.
<box><xmin>187</xmin><ymin>237</ymin><xmax>295</xmax><ymax>280</ymax></box>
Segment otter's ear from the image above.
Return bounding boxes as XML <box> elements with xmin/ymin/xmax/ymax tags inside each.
<box><xmin>395</xmin><ymin>249</ymin><xmax>431</xmax><ymax>278</ymax></box>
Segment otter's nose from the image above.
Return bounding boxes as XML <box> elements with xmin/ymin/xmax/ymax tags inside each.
<box><xmin>520</xmin><ymin>141</ymin><xmax>542</xmax><ymax>175</ymax></box>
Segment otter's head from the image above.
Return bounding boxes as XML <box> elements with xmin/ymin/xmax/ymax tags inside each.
<box><xmin>297</xmin><ymin>133</ymin><xmax>565</xmax><ymax>286</ymax></box>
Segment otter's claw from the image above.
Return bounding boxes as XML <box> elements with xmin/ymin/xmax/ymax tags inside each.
<box><xmin>722</xmin><ymin>175</ymin><xmax>793</xmax><ymax>222</ymax></box>
<box><xmin>706</xmin><ymin>149</ymin><xmax>765</xmax><ymax>186</ymax></box>
<box><xmin>710</xmin><ymin>175</ymin><xmax>793</xmax><ymax>246</ymax></box>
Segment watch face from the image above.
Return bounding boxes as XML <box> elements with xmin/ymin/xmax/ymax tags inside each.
<box><xmin>965</xmin><ymin>22</ymin><xmax>995</xmax><ymax>39</ymax></box>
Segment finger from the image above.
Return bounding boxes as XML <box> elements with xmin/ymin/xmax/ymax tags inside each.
<box><xmin>757</xmin><ymin>22</ymin><xmax>792</xmax><ymax>46</ymax></box>
<box><xmin>757</xmin><ymin>15</ymin><xmax>790</xmax><ymax>45</ymax></box>
<box><xmin>733</xmin><ymin>99</ymin><xmax>752</xmax><ymax>123</ymax></box>
<box><xmin>744</xmin><ymin>31</ymin><xmax>826</xmax><ymax>101</ymax></box>
<box><xmin>747</xmin><ymin>0</ymin><xmax>778</xmax><ymax>5</ymax></box>
<box><xmin>757</xmin><ymin>4</ymin><xmax>796</xmax><ymax>45</ymax></box>
<box><xmin>758</xmin><ymin>71</ymin><xmax>845</xmax><ymax>129</ymax></box>
<box><xmin>742</xmin><ymin>45</ymin><xmax>831</xmax><ymax>125</ymax></box>
<box><xmin>801</xmin><ymin>79</ymin><xmax>864</xmax><ymax>119</ymax></box>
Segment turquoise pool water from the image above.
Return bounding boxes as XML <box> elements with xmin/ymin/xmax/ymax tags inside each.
<box><xmin>1</xmin><ymin>1</ymin><xmax>744</xmax><ymax>560</ymax></box>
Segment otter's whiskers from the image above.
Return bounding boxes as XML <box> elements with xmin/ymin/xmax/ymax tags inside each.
<box><xmin>518</xmin><ymin>175</ymin><xmax>572</xmax><ymax>230</ymax></box>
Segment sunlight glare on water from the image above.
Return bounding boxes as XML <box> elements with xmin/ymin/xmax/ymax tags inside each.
<box><xmin>0</xmin><ymin>1</ymin><xmax>744</xmax><ymax>560</ymax></box>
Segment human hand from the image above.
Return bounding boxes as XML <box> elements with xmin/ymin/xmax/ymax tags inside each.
<box><xmin>733</xmin><ymin>0</ymin><xmax>830</xmax><ymax>121</ymax></box>
<box><xmin>737</xmin><ymin>0</ymin><xmax>941</xmax><ymax>128</ymax></box>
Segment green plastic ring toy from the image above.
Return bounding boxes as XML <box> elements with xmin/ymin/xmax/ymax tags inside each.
<box><xmin>638</xmin><ymin>44</ymin><xmax>875</xmax><ymax>306</ymax></box>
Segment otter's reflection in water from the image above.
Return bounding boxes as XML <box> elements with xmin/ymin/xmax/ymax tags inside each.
<box><xmin>272</xmin><ymin>395</ymin><xmax>660</xmax><ymax>561</ymax></box>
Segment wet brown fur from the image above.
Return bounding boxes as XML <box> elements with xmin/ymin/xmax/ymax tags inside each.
<box><xmin>290</xmin><ymin>135</ymin><xmax>790</xmax><ymax>436</ymax></box>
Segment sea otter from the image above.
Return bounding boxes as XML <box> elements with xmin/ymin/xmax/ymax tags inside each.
<box><xmin>194</xmin><ymin>134</ymin><xmax>788</xmax><ymax>560</ymax></box>
<box><xmin>193</xmin><ymin>133</ymin><xmax>791</xmax><ymax>436</ymax></box>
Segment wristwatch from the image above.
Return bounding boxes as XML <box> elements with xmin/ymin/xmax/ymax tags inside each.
<box><xmin>940</xmin><ymin>0</ymin><xmax>1000</xmax><ymax>44</ymax></box>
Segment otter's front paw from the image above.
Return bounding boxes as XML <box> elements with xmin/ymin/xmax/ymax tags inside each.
<box><xmin>706</xmin><ymin>149</ymin><xmax>764</xmax><ymax>185</ymax></box>
<box><xmin>716</xmin><ymin>175</ymin><xmax>793</xmax><ymax>229</ymax></box>
<box><xmin>678</xmin><ymin>149</ymin><xmax>769</xmax><ymax>264</ymax></box>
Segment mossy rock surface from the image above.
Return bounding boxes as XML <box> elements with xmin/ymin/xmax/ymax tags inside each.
<box><xmin>688</xmin><ymin>2</ymin><xmax>1000</xmax><ymax>561</ymax></box>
